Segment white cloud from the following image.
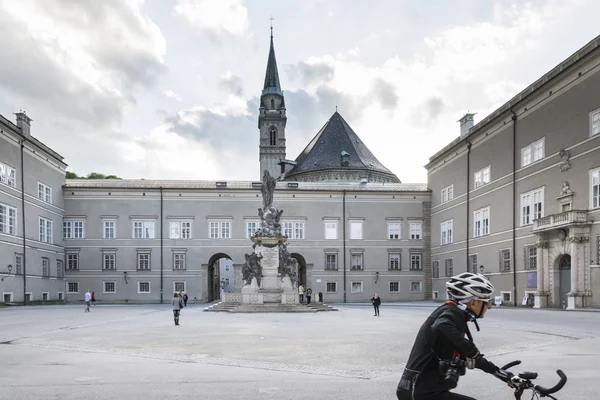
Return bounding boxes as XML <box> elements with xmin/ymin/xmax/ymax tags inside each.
<box><xmin>174</xmin><ymin>0</ymin><xmax>248</xmax><ymax>37</ymax></box>
<box><xmin>163</xmin><ymin>90</ymin><xmax>182</xmax><ymax>101</ymax></box>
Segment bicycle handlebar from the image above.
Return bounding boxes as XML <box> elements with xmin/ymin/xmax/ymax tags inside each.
<box><xmin>495</xmin><ymin>360</ymin><xmax>567</xmax><ymax>397</ymax></box>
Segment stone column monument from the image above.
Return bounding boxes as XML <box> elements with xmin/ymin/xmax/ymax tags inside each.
<box><xmin>240</xmin><ymin>170</ymin><xmax>299</xmax><ymax>305</ymax></box>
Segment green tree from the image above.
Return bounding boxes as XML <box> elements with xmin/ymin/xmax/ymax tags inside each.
<box><xmin>65</xmin><ymin>171</ymin><xmax>121</xmax><ymax>179</ymax></box>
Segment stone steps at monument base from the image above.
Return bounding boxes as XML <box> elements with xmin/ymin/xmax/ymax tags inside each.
<box><xmin>203</xmin><ymin>302</ymin><xmax>338</xmax><ymax>313</ymax></box>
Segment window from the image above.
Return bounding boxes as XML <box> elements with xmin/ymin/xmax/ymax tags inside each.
<box><xmin>66</xmin><ymin>253</ymin><xmax>79</xmax><ymax>270</ymax></box>
<box><xmin>104</xmin><ymin>282</ymin><xmax>116</xmax><ymax>294</ymax></box>
<box><xmin>324</xmin><ymin>221</ymin><xmax>338</xmax><ymax>240</ymax></box>
<box><xmin>441</xmin><ymin>219</ymin><xmax>453</xmax><ymax>245</ymax></box>
<box><xmin>521</xmin><ymin>138</ymin><xmax>545</xmax><ymax>167</ymax></box>
<box><xmin>469</xmin><ymin>254</ymin><xmax>478</xmax><ymax>274</ymax></box>
<box><xmin>441</xmin><ymin>185</ymin><xmax>453</xmax><ymax>203</ymax></box>
<box><xmin>389</xmin><ymin>253</ymin><xmax>401</xmax><ymax>270</ymax></box>
<box><xmin>170</xmin><ymin>221</ymin><xmax>192</xmax><ymax>239</ymax></box>
<box><xmin>15</xmin><ymin>254</ymin><xmax>23</xmax><ymax>274</ymax></box>
<box><xmin>42</xmin><ymin>292</ymin><xmax>49</xmax><ymax>301</ymax></box>
<box><xmin>42</xmin><ymin>258</ymin><xmax>49</xmax><ymax>278</ymax></box>
<box><xmin>39</xmin><ymin>217</ymin><xmax>52</xmax><ymax>243</ymax></box>
<box><xmin>473</xmin><ymin>206</ymin><xmax>490</xmax><ymax>237</ymax></box>
<box><xmin>37</xmin><ymin>182</ymin><xmax>52</xmax><ymax>203</ymax></box>
<box><xmin>499</xmin><ymin>249</ymin><xmax>511</xmax><ymax>272</ymax></box>
<box><xmin>591</xmin><ymin>168</ymin><xmax>600</xmax><ymax>209</ymax></box>
<box><xmin>174</xmin><ymin>282</ymin><xmax>186</xmax><ymax>292</ymax></box>
<box><xmin>57</xmin><ymin>260</ymin><xmax>64</xmax><ymax>279</ymax></box>
<box><xmin>269</xmin><ymin>127</ymin><xmax>277</xmax><ymax>146</ymax></box>
<box><xmin>389</xmin><ymin>282</ymin><xmax>399</xmax><ymax>292</ymax></box>
<box><xmin>350</xmin><ymin>220</ymin><xmax>363</xmax><ymax>239</ymax></box>
<box><xmin>432</xmin><ymin>260</ymin><xmax>439</xmax><ymax>278</ymax></box>
<box><xmin>173</xmin><ymin>253</ymin><xmax>186</xmax><ymax>270</ymax></box>
<box><xmin>209</xmin><ymin>221</ymin><xmax>231</xmax><ymax>239</ymax></box>
<box><xmin>0</xmin><ymin>203</ymin><xmax>17</xmax><ymax>235</ymax></box>
<box><xmin>351</xmin><ymin>282</ymin><xmax>363</xmax><ymax>294</ymax></box>
<box><xmin>225</xmin><ymin>264</ymin><xmax>230</xmax><ymax>271</ymax></box>
<box><xmin>103</xmin><ymin>252</ymin><xmax>116</xmax><ymax>270</ymax></box>
<box><xmin>410</xmin><ymin>282</ymin><xmax>423</xmax><ymax>292</ymax></box>
<box><xmin>521</xmin><ymin>188</ymin><xmax>544</xmax><ymax>225</ymax></box>
<box><xmin>0</xmin><ymin>162</ymin><xmax>16</xmax><ymax>187</ymax></box>
<box><xmin>138</xmin><ymin>282</ymin><xmax>150</xmax><ymax>293</ymax></box>
<box><xmin>351</xmin><ymin>253</ymin><xmax>363</xmax><ymax>270</ymax></box>
<box><xmin>445</xmin><ymin>258</ymin><xmax>453</xmax><ymax>277</ymax></box>
<box><xmin>474</xmin><ymin>166</ymin><xmax>491</xmax><ymax>188</ymax></box>
<box><xmin>597</xmin><ymin>235</ymin><xmax>600</xmax><ymax>266</ymax></box>
<box><xmin>283</xmin><ymin>221</ymin><xmax>305</xmax><ymax>239</ymax></box>
<box><xmin>137</xmin><ymin>252</ymin><xmax>150</xmax><ymax>270</ymax></box>
<box><xmin>67</xmin><ymin>282</ymin><xmax>79</xmax><ymax>293</ymax></box>
<box><xmin>591</xmin><ymin>108</ymin><xmax>600</xmax><ymax>136</ymax></box>
<box><xmin>387</xmin><ymin>221</ymin><xmax>400</xmax><ymax>239</ymax></box>
<box><xmin>325</xmin><ymin>253</ymin><xmax>338</xmax><ymax>270</ymax></box>
<box><xmin>103</xmin><ymin>220</ymin><xmax>116</xmax><ymax>239</ymax></box>
<box><xmin>410</xmin><ymin>253</ymin><xmax>422</xmax><ymax>270</ymax></box>
<box><xmin>410</xmin><ymin>222</ymin><xmax>422</xmax><ymax>240</ymax></box>
<box><xmin>246</xmin><ymin>221</ymin><xmax>259</xmax><ymax>238</ymax></box>
<box><xmin>326</xmin><ymin>282</ymin><xmax>337</xmax><ymax>292</ymax></box>
<box><xmin>63</xmin><ymin>220</ymin><xmax>85</xmax><ymax>239</ymax></box>
<box><xmin>524</xmin><ymin>245</ymin><xmax>537</xmax><ymax>270</ymax></box>
<box><xmin>133</xmin><ymin>221</ymin><xmax>155</xmax><ymax>239</ymax></box>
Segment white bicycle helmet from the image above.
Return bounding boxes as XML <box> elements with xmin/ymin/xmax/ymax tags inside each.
<box><xmin>446</xmin><ymin>272</ymin><xmax>494</xmax><ymax>301</ymax></box>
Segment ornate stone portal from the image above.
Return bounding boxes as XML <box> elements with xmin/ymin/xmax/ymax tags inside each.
<box><xmin>237</xmin><ymin>170</ymin><xmax>300</xmax><ymax>305</ymax></box>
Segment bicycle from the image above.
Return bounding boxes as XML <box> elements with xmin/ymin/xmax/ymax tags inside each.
<box><xmin>493</xmin><ymin>360</ymin><xmax>567</xmax><ymax>400</ymax></box>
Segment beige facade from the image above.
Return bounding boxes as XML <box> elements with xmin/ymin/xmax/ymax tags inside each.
<box><xmin>426</xmin><ymin>36</ymin><xmax>600</xmax><ymax>309</ymax></box>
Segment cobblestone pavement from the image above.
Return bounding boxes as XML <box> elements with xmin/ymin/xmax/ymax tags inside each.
<box><xmin>1</xmin><ymin>303</ymin><xmax>598</xmax><ymax>399</ymax></box>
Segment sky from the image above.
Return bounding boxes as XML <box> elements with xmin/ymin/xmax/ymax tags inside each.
<box><xmin>0</xmin><ymin>0</ymin><xmax>599</xmax><ymax>184</ymax></box>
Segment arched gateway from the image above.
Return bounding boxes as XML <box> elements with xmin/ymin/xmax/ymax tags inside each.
<box><xmin>205</xmin><ymin>253</ymin><xmax>232</xmax><ymax>302</ymax></box>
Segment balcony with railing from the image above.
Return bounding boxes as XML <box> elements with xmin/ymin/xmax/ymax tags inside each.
<box><xmin>532</xmin><ymin>210</ymin><xmax>590</xmax><ymax>232</ymax></box>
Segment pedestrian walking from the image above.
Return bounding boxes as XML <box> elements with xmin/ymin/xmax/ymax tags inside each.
<box><xmin>183</xmin><ymin>292</ymin><xmax>188</xmax><ymax>307</ymax></box>
<box><xmin>172</xmin><ymin>292</ymin><xmax>183</xmax><ymax>326</ymax></box>
<box><xmin>91</xmin><ymin>291</ymin><xmax>96</xmax><ymax>306</ymax></box>
<box><xmin>298</xmin><ymin>285</ymin><xmax>304</xmax><ymax>304</ymax></box>
<box><xmin>84</xmin><ymin>289</ymin><xmax>91</xmax><ymax>312</ymax></box>
<box><xmin>371</xmin><ymin>293</ymin><xmax>381</xmax><ymax>316</ymax></box>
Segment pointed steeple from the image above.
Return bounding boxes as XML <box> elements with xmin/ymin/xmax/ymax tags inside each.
<box><xmin>262</xmin><ymin>25</ymin><xmax>282</xmax><ymax>96</ymax></box>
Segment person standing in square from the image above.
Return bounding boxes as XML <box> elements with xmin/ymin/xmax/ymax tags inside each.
<box><xmin>371</xmin><ymin>293</ymin><xmax>381</xmax><ymax>316</ymax></box>
<box><xmin>172</xmin><ymin>292</ymin><xmax>183</xmax><ymax>326</ymax></box>
<box><xmin>84</xmin><ymin>290</ymin><xmax>91</xmax><ymax>312</ymax></box>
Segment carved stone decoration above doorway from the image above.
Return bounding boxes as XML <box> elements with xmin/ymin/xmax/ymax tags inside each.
<box><xmin>558</xmin><ymin>149</ymin><xmax>571</xmax><ymax>172</ymax></box>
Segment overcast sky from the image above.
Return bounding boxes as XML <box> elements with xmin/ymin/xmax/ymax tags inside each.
<box><xmin>1</xmin><ymin>0</ymin><xmax>598</xmax><ymax>183</ymax></box>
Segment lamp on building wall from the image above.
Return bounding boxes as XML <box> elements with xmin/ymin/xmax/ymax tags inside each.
<box><xmin>123</xmin><ymin>271</ymin><xmax>128</xmax><ymax>284</ymax></box>
<box><xmin>479</xmin><ymin>265</ymin><xmax>484</xmax><ymax>274</ymax></box>
<box><xmin>1</xmin><ymin>264</ymin><xmax>13</xmax><ymax>281</ymax></box>
<box><xmin>375</xmin><ymin>271</ymin><xmax>379</xmax><ymax>284</ymax></box>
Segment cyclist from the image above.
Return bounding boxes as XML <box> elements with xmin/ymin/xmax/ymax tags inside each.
<box><xmin>396</xmin><ymin>272</ymin><xmax>500</xmax><ymax>400</ymax></box>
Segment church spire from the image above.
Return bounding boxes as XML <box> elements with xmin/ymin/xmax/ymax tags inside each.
<box><xmin>262</xmin><ymin>20</ymin><xmax>282</xmax><ymax>96</ymax></box>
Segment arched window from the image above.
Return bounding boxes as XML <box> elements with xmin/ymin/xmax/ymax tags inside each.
<box><xmin>270</xmin><ymin>98</ymin><xmax>275</xmax><ymax>109</ymax></box>
<box><xmin>269</xmin><ymin>127</ymin><xmax>277</xmax><ymax>146</ymax></box>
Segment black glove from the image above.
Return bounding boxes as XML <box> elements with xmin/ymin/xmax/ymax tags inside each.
<box><xmin>475</xmin><ymin>356</ymin><xmax>498</xmax><ymax>374</ymax></box>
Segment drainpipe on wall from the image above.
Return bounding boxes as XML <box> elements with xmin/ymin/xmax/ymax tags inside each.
<box><xmin>20</xmin><ymin>141</ymin><xmax>27</xmax><ymax>305</ymax></box>
<box><xmin>466</xmin><ymin>141</ymin><xmax>472</xmax><ymax>270</ymax></box>
<box><xmin>160</xmin><ymin>186</ymin><xmax>164</xmax><ymax>304</ymax></box>
<box><xmin>510</xmin><ymin>108</ymin><xmax>518</xmax><ymax>307</ymax></box>
<box><xmin>342</xmin><ymin>190</ymin><xmax>347</xmax><ymax>303</ymax></box>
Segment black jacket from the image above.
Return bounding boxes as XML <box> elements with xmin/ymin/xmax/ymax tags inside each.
<box><xmin>371</xmin><ymin>297</ymin><xmax>381</xmax><ymax>306</ymax></box>
<box><xmin>400</xmin><ymin>302</ymin><xmax>479</xmax><ymax>394</ymax></box>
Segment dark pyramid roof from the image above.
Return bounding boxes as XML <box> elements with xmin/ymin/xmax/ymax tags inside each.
<box><xmin>262</xmin><ymin>30</ymin><xmax>282</xmax><ymax>96</ymax></box>
<box><xmin>285</xmin><ymin>112</ymin><xmax>400</xmax><ymax>181</ymax></box>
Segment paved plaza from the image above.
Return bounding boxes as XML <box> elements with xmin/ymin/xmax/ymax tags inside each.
<box><xmin>1</xmin><ymin>303</ymin><xmax>599</xmax><ymax>399</ymax></box>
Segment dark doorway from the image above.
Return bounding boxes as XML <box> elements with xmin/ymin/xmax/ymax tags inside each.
<box><xmin>207</xmin><ymin>253</ymin><xmax>232</xmax><ymax>302</ymax></box>
<box><xmin>291</xmin><ymin>253</ymin><xmax>307</xmax><ymax>288</ymax></box>
<box><xmin>558</xmin><ymin>254</ymin><xmax>571</xmax><ymax>307</ymax></box>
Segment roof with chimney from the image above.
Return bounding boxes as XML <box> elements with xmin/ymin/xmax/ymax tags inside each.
<box><xmin>262</xmin><ymin>27</ymin><xmax>282</xmax><ymax>96</ymax></box>
<box><xmin>284</xmin><ymin>111</ymin><xmax>400</xmax><ymax>182</ymax></box>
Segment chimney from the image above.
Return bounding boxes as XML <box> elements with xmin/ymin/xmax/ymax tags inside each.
<box><xmin>458</xmin><ymin>113</ymin><xmax>476</xmax><ymax>138</ymax></box>
<box><xmin>15</xmin><ymin>111</ymin><xmax>32</xmax><ymax>136</ymax></box>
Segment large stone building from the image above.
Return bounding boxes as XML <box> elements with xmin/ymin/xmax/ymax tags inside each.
<box><xmin>0</xmin><ymin>31</ymin><xmax>430</xmax><ymax>305</ymax></box>
<box><xmin>426</xmin><ymin>36</ymin><xmax>600</xmax><ymax>310</ymax></box>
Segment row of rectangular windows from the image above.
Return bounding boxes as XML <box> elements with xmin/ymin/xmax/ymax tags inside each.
<box><xmin>63</xmin><ymin>250</ymin><xmax>425</xmax><ymax>272</ymax></box>
<box><xmin>7</xmin><ymin>254</ymin><xmax>64</xmax><ymax>279</ymax></box>
<box><xmin>0</xmin><ymin>162</ymin><xmax>53</xmax><ymax>204</ymax></box>
<box><xmin>2</xmin><ymin>292</ymin><xmax>64</xmax><ymax>303</ymax></box>
<box><xmin>61</xmin><ymin>219</ymin><xmax>424</xmax><ymax>241</ymax></box>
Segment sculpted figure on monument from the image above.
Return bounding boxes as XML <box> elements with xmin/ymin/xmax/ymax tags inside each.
<box><xmin>242</xmin><ymin>252</ymin><xmax>263</xmax><ymax>287</ymax></box>
<box><xmin>278</xmin><ymin>243</ymin><xmax>298</xmax><ymax>286</ymax></box>
<box><xmin>261</xmin><ymin>170</ymin><xmax>276</xmax><ymax>210</ymax></box>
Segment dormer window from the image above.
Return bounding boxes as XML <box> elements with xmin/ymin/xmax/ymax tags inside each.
<box><xmin>269</xmin><ymin>127</ymin><xmax>277</xmax><ymax>146</ymax></box>
<box><xmin>341</xmin><ymin>150</ymin><xmax>349</xmax><ymax>166</ymax></box>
